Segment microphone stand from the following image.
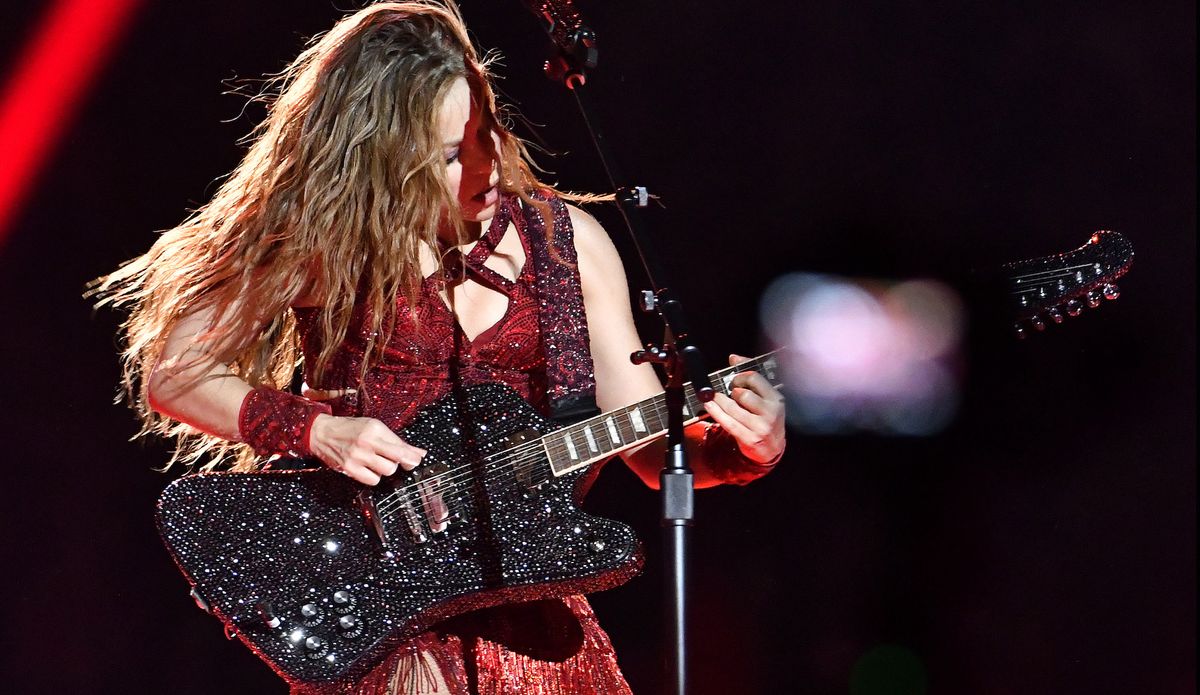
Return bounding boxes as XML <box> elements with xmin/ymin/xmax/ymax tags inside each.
<box><xmin>525</xmin><ymin>7</ymin><xmax>716</xmax><ymax>695</ymax></box>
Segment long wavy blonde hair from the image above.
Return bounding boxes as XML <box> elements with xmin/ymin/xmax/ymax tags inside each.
<box><xmin>91</xmin><ymin>1</ymin><xmax>559</xmax><ymax>471</ymax></box>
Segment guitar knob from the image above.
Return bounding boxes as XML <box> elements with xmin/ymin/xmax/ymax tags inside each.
<box><xmin>1066</xmin><ymin>299</ymin><xmax>1083</xmax><ymax>317</ymax></box>
<box><xmin>1030</xmin><ymin>316</ymin><xmax>1046</xmax><ymax>331</ymax></box>
<box><xmin>1047</xmin><ymin>307</ymin><xmax>1065</xmax><ymax>324</ymax></box>
<box><xmin>305</xmin><ymin>635</ymin><xmax>325</xmax><ymax>651</ymax></box>
<box><xmin>299</xmin><ymin>603</ymin><xmax>323</xmax><ymax>625</ymax></box>
<box><xmin>1086</xmin><ymin>289</ymin><xmax>1102</xmax><ymax>308</ymax></box>
<box><xmin>1014</xmin><ymin>323</ymin><xmax>1027</xmax><ymax>339</ymax></box>
<box><xmin>332</xmin><ymin>590</ymin><xmax>357</xmax><ymax>614</ymax></box>
<box><xmin>1103</xmin><ymin>283</ymin><xmax>1120</xmax><ymax>300</ymax></box>
<box><xmin>256</xmin><ymin>601</ymin><xmax>282</xmax><ymax>629</ymax></box>
<box><xmin>337</xmin><ymin>614</ymin><xmax>363</xmax><ymax>639</ymax></box>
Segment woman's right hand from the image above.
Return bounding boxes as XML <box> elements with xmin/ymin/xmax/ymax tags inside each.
<box><xmin>307</xmin><ymin>414</ymin><xmax>426</xmax><ymax>485</ymax></box>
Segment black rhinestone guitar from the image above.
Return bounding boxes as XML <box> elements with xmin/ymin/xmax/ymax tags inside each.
<box><xmin>157</xmin><ymin>354</ymin><xmax>783</xmax><ymax>687</ymax></box>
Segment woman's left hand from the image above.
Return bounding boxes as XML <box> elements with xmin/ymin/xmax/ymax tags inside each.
<box><xmin>702</xmin><ymin>354</ymin><xmax>787</xmax><ymax>464</ymax></box>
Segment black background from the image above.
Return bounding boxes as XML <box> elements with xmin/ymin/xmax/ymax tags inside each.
<box><xmin>0</xmin><ymin>1</ymin><xmax>1193</xmax><ymax>693</ymax></box>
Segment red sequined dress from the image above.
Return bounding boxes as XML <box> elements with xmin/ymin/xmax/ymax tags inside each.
<box><xmin>290</xmin><ymin>193</ymin><xmax>634</xmax><ymax>695</ymax></box>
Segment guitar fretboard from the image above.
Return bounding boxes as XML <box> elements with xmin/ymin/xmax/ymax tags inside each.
<box><xmin>542</xmin><ymin>352</ymin><xmax>783</xmax><ymax>476</ymax></box>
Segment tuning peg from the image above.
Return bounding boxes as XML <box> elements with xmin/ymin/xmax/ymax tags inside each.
<box><xmin>1047</xmin><ymin>307</ymin><xmax>1065</xmax><ymax>324</ymax></box>
<box><xmin>1086</xmin><ymin>289</ymin><xmax>1103</xmax><ymax>308</ymax></box>
<box><xmin>1030</xmin><ymin>316</ymin><xmax>1046</xmax><ymax>331</ymax></box>
<box><xmin>1066</xmin><ymin>299</ymin><xmax>1083</xmax><ymax>317</ymax></box>
<box><xmin>1103</xmin><ymin>283</ymin><xmax>1120</xmax><ymax>300</ymax></box>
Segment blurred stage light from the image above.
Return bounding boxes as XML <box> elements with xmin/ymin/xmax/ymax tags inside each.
<box><xmin>760</xmin><ymin>273</ymin><xmax>965</xmax><ymax>436</ymax></box>
<box><xmin>0</xmin><ymin>0</ymin><xmax>143</xmax><ymax>244</ymax></box>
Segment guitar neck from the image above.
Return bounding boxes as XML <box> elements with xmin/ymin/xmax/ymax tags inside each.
<box><xmin>543</xmin><ymin>352</ymin><xmax>783</xmax><ymax>476</ymax></box>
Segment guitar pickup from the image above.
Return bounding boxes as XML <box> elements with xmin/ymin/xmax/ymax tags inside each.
<box><xmin>386</xmin><ymin>468</ymin><xmax>456</xmax><ymax>544</ymax></box>
<box><xmin>412</xmin><ymin>463</ymin><xmax>455</xmax><ymax>535</ymax></box>
<box><xmin>395</xmin><ymin>488</ymin><xmax>429</xmax><ymax>544</ymax></box>
<box><xmin>501</xmin><ymin>429</ymin><xmax>543</xmax><ymax>491</ymax></box>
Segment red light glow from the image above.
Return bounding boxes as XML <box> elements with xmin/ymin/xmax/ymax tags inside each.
<box><xmin>0</xmin><ymin>0</ymin><xmax>143</xmax><ymax>244</ymax></box>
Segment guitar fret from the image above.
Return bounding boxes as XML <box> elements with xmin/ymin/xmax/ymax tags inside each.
<box><xmin>641</xmin><ymin>402</ymin><xmax>665</xmax><ymax>433</ymax></box>
<box><xmin>616</xmin><ymin>409</ymin><xmax>639</xmax><ymax>444</ymax></box>
<box><xmin>562</xmin><ymin>432</ymin><xmax>579</xmax><ymax>461</ymax></box>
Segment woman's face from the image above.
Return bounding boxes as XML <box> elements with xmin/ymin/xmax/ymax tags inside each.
<box><xmin>438</xmin><ymin>76</ymin><xmax>501</xmax><ymax>225</ymax></box>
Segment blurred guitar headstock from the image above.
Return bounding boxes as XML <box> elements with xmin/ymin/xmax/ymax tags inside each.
<box><xmin>1002</xmin><ymin>230</ymin><xmax>1134</xmax><ymax>338</ymax></box>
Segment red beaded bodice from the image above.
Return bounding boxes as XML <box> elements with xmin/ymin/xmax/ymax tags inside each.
<box><xmin>293</xmin><ymin>195</ymin><xmax>547</xmax><ymax>431</ymax></box>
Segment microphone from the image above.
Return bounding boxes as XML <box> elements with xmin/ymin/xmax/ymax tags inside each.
<box><xmin>519</xmin><ymin>0</ymin><xmax>598</xmax><ymax>80</ymax></box>
<box><xmin>520</xmin><ymin>0</ymin><xmax>584</xmax><ymax>51</ymax></box>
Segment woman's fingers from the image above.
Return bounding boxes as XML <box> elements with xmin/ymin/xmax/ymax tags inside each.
<box><xmin>701</xmin><ymin>353</ymin><xmax>787</xmax><ymax>464</ymax></box>
<box><xmin>340</xmin><ymin>462</ymin><xmax>382</xmax><ymax>486</ymax></box>
<box><xmin>704</xmin><ymin>394</ymin><xmax>763</xmax><ymax>443</ymax></box>
<box><xmin>729</xmin><ymin>383</ymin><xmax>770</xmax><ymax>415</ymax></box>
<box><xmin>309</xmin><ymin>415</ymin><xmax>426</xmax><ymax>484</ymax></box>
<box><xmin>705</xmin><ymin>394</ymin><xmax>784</xmax><ymax>465</ymax></box>
<box><xmin>301</xmin><ymin>382</ymin><xmax>357</xmax><ymax>401</ymax></box>
<box><xmin>363</xmin><ymin>420</ymin><xmax>426</xmax><ymax>471</ymax></box>
<box><xmin>726</xmin><ymin>354</ymin><xmax>784</xmax><ymax>418</ymax></box>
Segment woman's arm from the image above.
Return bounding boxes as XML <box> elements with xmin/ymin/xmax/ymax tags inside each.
<box><xmin>147</xmin><ymin>304</ymin><xmax>424</xmax><ymax>485</ymax></box>
<box><xmin>570</xmin><ymin>205</ymin><xmax>786</xmax><ymax>489</ymax></box>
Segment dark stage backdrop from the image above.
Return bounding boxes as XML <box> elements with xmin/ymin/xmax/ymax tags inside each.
<box><xmin>0</xmin><ymin>1</ymin><xmax>1193</xmax><ymax>693</ymax></box>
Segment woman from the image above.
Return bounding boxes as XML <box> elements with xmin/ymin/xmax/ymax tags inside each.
<box><xmin>93</xmin><ymin>2</ymin><xmax>785</xmax><ymax>693</ymax></box>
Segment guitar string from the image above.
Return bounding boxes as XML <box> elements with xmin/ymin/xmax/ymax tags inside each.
<box><xmin>375</xmin><ymin>405</ymin><xmax>664</xmax><ymax>523</ymax></box>
<box><xmin>375</xmin><ymin>384</ymin><xmax>686</xmax><ymax>513</ymax></box>
<box><xmin>1010</xmin><ymin>276</ymin><xmax>1098</xmax><ymax>291</ymax></box>
<box><xmin>375</xmin><ymin>385</ymin><xmax>695</xmax><ymax>521</ymax></box>
<box><xmin>379</xmin><ymin>355</ymin><xmax>752</xmax><ymax>503</ymax></box>
<box><xmin>373</xmin><ymin>389</ymin><xmax>687</xmax><ymax>520</ymax></box>
<box><xmin>1009</xmin><ymin>269</ymin><xmax>1095</xmax><ymax>289</ymax></box>
<box><xmin>1009</xmin><ymin>261</ymin><xmax>1100</xmax><ymax>280</ymax></box>
<box><xmin>375</xmin><ymin>394</ymin><xmax>686</xmax><ymax>526</ymax></box>
<box><xmin>373</xmin><ymin>355</ymin><xmax>767</xmax><ymax>521</ymax></box>
<box><xmin>372</xmin><ymin>358</ymin><xmax>765</xmax><ymax>522</ymax></box>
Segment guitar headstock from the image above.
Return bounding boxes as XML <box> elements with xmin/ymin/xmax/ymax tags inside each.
<box><xmin>1002</xmin><ymin>230</ymin><xmax>1134</xmax><ymax>338</ymax></box>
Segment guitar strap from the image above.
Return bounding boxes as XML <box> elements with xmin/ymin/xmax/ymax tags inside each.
<box><xmin>518</xmin><ymin>191</ymin><xmax>600</xmax><ymax>425</ymax></box>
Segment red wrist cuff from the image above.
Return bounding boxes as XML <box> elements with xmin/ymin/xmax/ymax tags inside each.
<box><xmin>702</xmin><ymin>423</ymin><xmax>782</xmax><ymax>486</ymax></box>
<box><xmin>238</xmin><ymin>387</ymin><xmax>332</xmax><ymax>458</ymax></box>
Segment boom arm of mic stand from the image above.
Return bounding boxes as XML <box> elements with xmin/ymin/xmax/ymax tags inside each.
<box><xmin>566</xmin><ymin>81</ymin><xmax>716</xmax><ymax>400</ymax></box>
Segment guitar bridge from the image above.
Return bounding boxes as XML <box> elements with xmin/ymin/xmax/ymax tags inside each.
<box><xmin>413</xmin><ymin>463</ymin><xmax>455</xmax><ymax>536</ymax></box>
<box><xmin>386</xmin><ymin>462</ymin><xmax>460</xmax><ymax>545</ymax></box>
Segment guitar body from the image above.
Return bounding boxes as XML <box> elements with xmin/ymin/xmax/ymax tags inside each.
<box><xmin>157</xmin><ymin>383</ymin><xmax>642</xmax><ymax>686</ymax></box>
